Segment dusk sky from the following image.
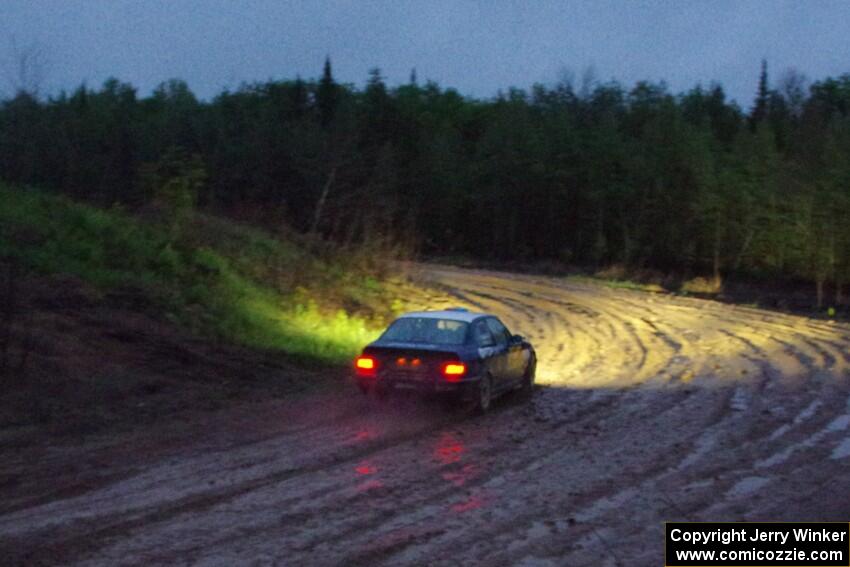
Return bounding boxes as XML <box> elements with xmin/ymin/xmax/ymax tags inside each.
<box><xmin>2</xmin><ymin>0</ymin><xmax>849</xmax><ymax>107</ymax></box>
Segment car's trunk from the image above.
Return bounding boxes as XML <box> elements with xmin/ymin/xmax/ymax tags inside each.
<box><xmin>363</xmin><ymin>343</ymin><xmax>462</xmax><ymax>379</ymax></box>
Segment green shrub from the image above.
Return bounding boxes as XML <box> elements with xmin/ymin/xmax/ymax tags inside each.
<box><xmin>0</xmin><ymin>185</ymin><xmax>388</xmax><ymax>363</ymax></box>
<box><xmin>680</xmin><ymin>276</ymin><xmax>723</xmax><ymax>295</ymax></box>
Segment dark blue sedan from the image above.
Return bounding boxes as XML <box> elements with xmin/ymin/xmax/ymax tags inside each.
<box><xmin>354</xmin><ymin>309</ymin><xmax>536</xmax><ymax>412</ymax></box>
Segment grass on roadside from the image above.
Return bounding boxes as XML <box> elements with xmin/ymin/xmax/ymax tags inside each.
<box><xmin>0</xmin><ymin>185</ymin><xmax>414</xmax><ymax>363</ymax></box>
<box><xmin>567</xmin><ymin>274</ymin><xmax>667</xmax><ymax>294</ymax></box>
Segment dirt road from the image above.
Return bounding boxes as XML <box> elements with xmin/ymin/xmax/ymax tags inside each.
<box><xmin>3</xmin><ymin>266</ymin><xmax>850</xmax><ymax>566</ymax></box>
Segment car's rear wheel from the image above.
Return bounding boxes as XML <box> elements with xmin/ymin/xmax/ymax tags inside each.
<box><xmin>474</xmin><ymin>374</ymin><xmax>493</xmax><ymax>414</ymax></box>
<box><xmin>520</xmin><ymin>355</ymin><xmax>536</xmax><ymax>397</ymax></box>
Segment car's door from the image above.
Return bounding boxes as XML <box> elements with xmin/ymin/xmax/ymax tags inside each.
<box><xmin>487</xmin><ymin>317</ymin><xmax>523</xmax><ymax>385</ymax></box>
<box><xmin>484</xmin><ymin>317</ymin><xmax>514</xmax><ymax>389</ymax></box>
<box><xmin>472</xmin><ymin>319</ymin><xmax>506</xmax><ymax>382</ymax></box>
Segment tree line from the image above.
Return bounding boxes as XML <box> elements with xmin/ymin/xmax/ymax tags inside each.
<box><xmin>1</xmin><ymin>59</ymin><xmax>849</xmax><ymax>306</ymax></box>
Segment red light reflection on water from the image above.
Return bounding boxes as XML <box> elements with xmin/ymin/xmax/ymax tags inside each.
<box><xmin>353</xmin><ymin>426</ymin><xmax>376</xmax><ymax>443</ymax></box>
<box><xmin>355</xmin><ymin>463</ymin><xmax>377</xmax><ymax>475</ymax></box>
<box><xmin>355</xmin><ymin>460</ymin><xmax>383</xmax><ymax>492</ymax></box>
<box><xmin>433</xmin><ymin>432</ymin><xmax>479</xmax><ymax>487</ymax></box>
<box><xmin>451</xmin><ymin>494</ymin><xmax>487</xmax><ymax>513</ymax></box>
<box><xmin>442</xmin><ymin>464</ymin><xmax>477</xmax><ymax>487</ymax></box>
<box><xmin>433</xmin><ymin>432</ymin><xmax>465</xmax><ymax>464</ymax></box>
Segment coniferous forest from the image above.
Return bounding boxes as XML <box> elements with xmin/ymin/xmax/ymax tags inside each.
<box><xmin>2</xmin><ymin>59</ymin><xmax>849</xmax><ymax>306</ymax></box>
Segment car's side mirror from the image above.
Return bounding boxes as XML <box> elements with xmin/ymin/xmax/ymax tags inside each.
<box><xmin>511</xmin><ymin>334</ymin><xmax>525</xmax><ymax>344</ymax></box>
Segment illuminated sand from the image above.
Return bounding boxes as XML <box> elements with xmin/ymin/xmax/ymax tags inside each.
<box><xmin>2</xmin><ymin>266</ymin><xmax>849</xmax><ymax>566</ymax></box>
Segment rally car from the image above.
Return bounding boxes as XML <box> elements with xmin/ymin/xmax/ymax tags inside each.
<box><xmin>353</xmin><ymin>308</ymin><xmax>536</xmax><ymax>412</ymax></box>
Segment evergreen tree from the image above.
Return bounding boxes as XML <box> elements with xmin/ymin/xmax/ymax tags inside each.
<box><xmin>317</xmin><ymin>57</ymin><xmax>337</xmax><ymax>129</ymax></box>
<box><xmin>749</xmin><ymin>59</ymin><xmax>770</xmax><ymax>129</ymax></box>
<box><xmin>0</xmin><ymin>62</ymin><xmax>848</xmax><ymax>307</ymax></box>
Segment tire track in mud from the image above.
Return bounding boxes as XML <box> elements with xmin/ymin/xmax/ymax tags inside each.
<box><xmin>3</xmin><ymin>265</ymin><xmax>850</xmax><ymax>567</ymax></box>
<box><xmin>194</xmin><ymin>272</ymin><xmax>848</xmax><ymax>559</ymax></box>
<box><xmin>1</xmin><ymin>402</ymin><xmax>483</xmax><ymax>561</ymax></box>
<box><xmin>381</xmin><ymin>267</ymin><xmax>850</xmax><ymax>566</ymax></box>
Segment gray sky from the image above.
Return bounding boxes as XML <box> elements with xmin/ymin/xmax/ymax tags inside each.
<box><xmin>2</xmin><ymin>0</ymin><xmax>849</xmax><ymax>106</ymax></box>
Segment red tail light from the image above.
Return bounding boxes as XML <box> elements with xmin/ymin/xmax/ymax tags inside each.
<box><xmin>442</xmin><ymin>362</ymin><xmax>466</xmax><ymax>382</ymax></box>
<box><xmin>355</xmin><ymin>355</ymin><xmax>377</xmax><ymax>377</ymax></box>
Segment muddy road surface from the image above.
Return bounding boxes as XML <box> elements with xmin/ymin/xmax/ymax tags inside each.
<box><xmin>3</xmin><ymin>266</ymin><xmax>850</xmax><ymax>566</ymax></box>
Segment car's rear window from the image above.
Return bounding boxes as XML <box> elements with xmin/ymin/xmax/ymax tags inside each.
<box><xmin>380</xmin><ymin>317</ymin><xmax>469</xmax><ymax>345</ymax></box>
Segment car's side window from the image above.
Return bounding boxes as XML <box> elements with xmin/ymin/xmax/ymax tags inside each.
<box><xmin>485</xmin><ymin>318</ymin><xmax>510</xmax><ymax>346</ymax></box>
<box><xmin>474</xmin><ymin>320</ymin><xmax>496</xmax><ymax>347</ymax></box>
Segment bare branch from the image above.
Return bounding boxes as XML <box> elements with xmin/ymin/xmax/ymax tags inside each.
<box><xmin>3</xmin><ymin>36</ymin><xmax>48</xmax><ymax>98</ymax></box>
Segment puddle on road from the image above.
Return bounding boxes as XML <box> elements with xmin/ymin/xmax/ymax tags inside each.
<box><xmin>353</xmin><ymin>427</ymin><xmax>376</xmax><ymax>442</ymax></box>
<box><xmin>433</xmin><ymin>432</ymin><xmax>465</xmax><ymax>465</ymax></box>
<box><xmin>451</xmin><ymin>494</ymin><xmax>488</xmax><ymax>513</ymax></box>
<box><xmin>442</xmin><ymin>464</ymin><xmax>477</xmax><ymax>487</ymax></box>
<box><xmin>831</xmin><ymin>438</ymin><xmax>850</xmax><ymax>459</ymax></box>
<box><xmin>355</xmin><ymin>463</ymin><xmax>377</xmax><ymax>475</ymax></box>
<box><xmin>726</xmin><ymin>476</ymin><xmax>770</xmax><ymax>498</ymax></box>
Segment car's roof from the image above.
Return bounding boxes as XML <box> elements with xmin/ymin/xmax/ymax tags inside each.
<box><xmin>397</xmin><ymin>309</ymin><xmax>487</xmax><ymax>324</ymax></box>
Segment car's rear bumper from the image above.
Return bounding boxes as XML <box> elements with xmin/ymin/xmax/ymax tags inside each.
<box><xmin>356</xmin><ymin>373</ymin><xmax>481</xmax><ymax>400</ymax></box>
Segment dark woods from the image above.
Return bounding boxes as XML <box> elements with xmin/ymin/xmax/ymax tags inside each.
<box><xmin>1</xmin><ymin>59</ymin><xmax>849</xmax><ymax>306</ymax></box>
